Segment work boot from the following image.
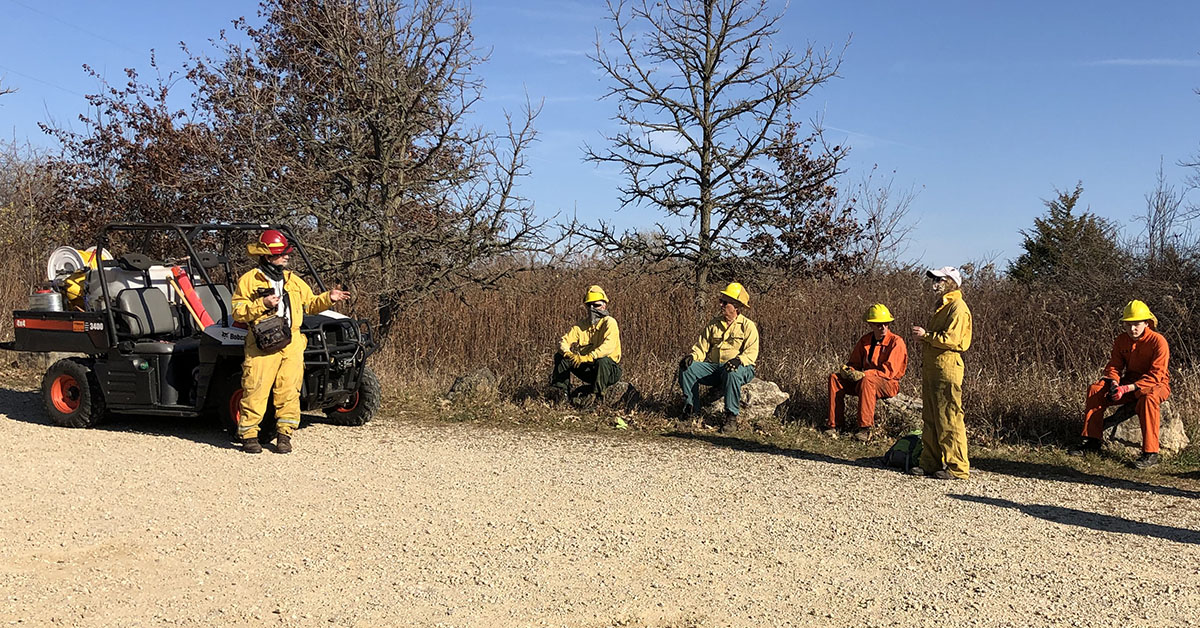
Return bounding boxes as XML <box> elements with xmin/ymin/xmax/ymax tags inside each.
<box><xmin>276</xmin><ymin>434</ymin><xmax>292</xmax><ymax>454</ymax></box>
<box><xmin>679</xmin><ymin>404</ymin><xmax>694</xmax><ymax>422</ymax></box>
<box><xmin>1067</xmin><ymin>437</ymin><xmax>1102</xmax><ymax>457</ymax></box>
<box><xmin>1132</xmin><ymin>452</ymin><xmax>1160</xmax><ymax>469</ymax></box>
<box><xmin>907</xmin><ymin>466</ymin><xmax>925</xmax><ymax>477</ymax></box>
<box><xmin>931</xmin><ymin>469</ymin><xmax>962</xmax><ymax>480</ymax></box>
<box><xmin>719</xmin><ymin>411</ymin><xmax>738</xmax><ymax>434</ymax></box>
<box><xmin>853</xmin><ymin>428</ymin><xmax>871</xmax><ymax>442</ymax></box>
<box><xmin>242</xmin><ymin>437</ymin><xmax>262</xmax><ymax>454</ymax></box>
<box><xmin>821</xmin><ymin>428</ymin><xmax>839</xmax><ymax>439</ymax></box>
<box><xmin>546</xmin><ymin>387</ymin><xmax>568</xmax><ymax>406</ymax></box>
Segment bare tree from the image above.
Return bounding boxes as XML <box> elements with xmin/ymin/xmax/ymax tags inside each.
<box><xmin>185</xmin><ymin>0</ymin><xmax>549</xmax><ymax>336</ymax></box>
<box><xmin>1139</xmin><ymin>157</ymin><xmax>1196</xmax><ymax>265</ymax></box>
<box><xmin>580</xmin><ymin>0</ymin><xmax>847</xmax><ymax>307</ymax></box>
<box><xmin>851</xmin><ymin>167</ymin><xmax>920</xmax><ymax>273</ymax></box>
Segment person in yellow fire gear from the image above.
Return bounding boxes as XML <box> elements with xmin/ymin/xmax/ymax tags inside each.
<box><xmin>677</xmin><ymin>282</ymin><xmax>760</xmax><ymax>434</ymax></box>
<box><xmin>232</xmin><ymin>229</ymin><xmax>350</xmax><ymax>454</ymax></box>
<box><xmin>910</xmin><ymin>266</ymin><xmax>973</xmax><ymax>480</ymax></box>
<box><xmin>549</xmin><ymin>285</ymin><xmax>622</xmax><ymax>407</ymax></box>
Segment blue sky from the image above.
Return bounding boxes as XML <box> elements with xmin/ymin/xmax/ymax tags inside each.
<box><xmin>1</xmin><ymin>0</ymin><xmax>1197</xmax><ymax>267</ymax></box>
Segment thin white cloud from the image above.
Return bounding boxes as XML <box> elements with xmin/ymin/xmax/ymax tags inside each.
<box><xmin>1088</xmin><ymin>58</ymin><xmax>1200</xmax><ymax>67</ymax></box>
<box><xmin>524</xmin><ymin>47</ymin><xmax>591</xmax><ymax>59</ymax></box>
<box><xmin>824</xmin><ymin>125</ymin><xmax>910</xmax><ymax>150</ymax></box>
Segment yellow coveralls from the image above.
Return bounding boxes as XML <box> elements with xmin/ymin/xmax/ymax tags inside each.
<box><xmin>919</xmin><ymin>289</ymin><xmax>973</xmax><ymax>478</ymax></box>
<box><xmin>232</xmin><ymin>268</ymin><xmax>334</xmax><ymax>439</ymax></box>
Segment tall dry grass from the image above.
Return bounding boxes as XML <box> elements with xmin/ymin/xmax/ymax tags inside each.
<box><xmin>384</xmin><ymin>267</ymin><xmax>1200</xmax><ymax>446</ymax></box>
<box><xmin>0</xmin><ymin>214</ymin><xmax>1194</xmax><ymax>448</ymax></box>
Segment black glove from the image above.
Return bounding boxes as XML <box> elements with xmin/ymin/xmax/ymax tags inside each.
<box><xmin>1102</xmin><ymin>378</ymin><xmax>1118</xmax><ymax>399</ymax></box>
<box><xmin>679</xmin><ymin>355</ymin><xmax>693</xmax><ymax>371</ymax></box>
<box><xmin>724</xmin><ymin>357</ymin><xmax>742</xmax><ymax>372</ymax></box>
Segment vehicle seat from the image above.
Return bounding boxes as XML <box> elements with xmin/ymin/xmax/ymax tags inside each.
<box><xmin>115</xmin><ymin>287</ymin><xmax>180</xmax><ymax>339</ymax></box>
<box><xmin>195</xmin><ymin>283</ymin><xmax>234</xmax><ymax>326</ymax></box>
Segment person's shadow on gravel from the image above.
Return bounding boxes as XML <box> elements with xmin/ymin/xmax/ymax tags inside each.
<box><xmin>663</xmin><ymin>431</ymin><xmax>879</xmax><ymax>468</ymax></box>
<box><xmin>949</xmin><ymin>494</ymin><xmax>1200</xmax><ymax>545</ymax></box>
<box><xmin>972</xmin><ymin>457</ymin><xmax>1200</xmax><ymax>500</ymax></box>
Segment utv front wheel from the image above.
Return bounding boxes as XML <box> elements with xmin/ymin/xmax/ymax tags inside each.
<box><xmin>42</xmin><ymin>359</ymin><xmax>105</xmax><ymax>428</ymax></box>
<box><xmin>323</xmin><ymin>366</ymin><xmax>381</xmax><ymax>426</ymax></box>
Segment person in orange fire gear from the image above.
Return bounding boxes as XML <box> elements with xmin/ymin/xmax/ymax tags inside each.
<box><xmin>1068</xmin><ymin>300</ymin><xmax>1169</xmax><ymax>469</ymax></box>
<box><xmin>825</xmin><ymin>303</ymin><xmax>908</xmax><ymax>441</ymax></box>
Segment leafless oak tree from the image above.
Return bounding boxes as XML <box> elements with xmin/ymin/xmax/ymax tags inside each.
<box><xmin>185</xmin><ymin>0</ymin><xmax>550</xmax><ymax>336</ymax></box>
<box><xmin>580</xmin><ymin>0</ymin><xmax>848</xmax><ymax>307</ymax></box>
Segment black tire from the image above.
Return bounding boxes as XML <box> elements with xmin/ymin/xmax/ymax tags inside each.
<box><xmin>42</xmin><ymin>358</ymin><xmax>105</xmax><ymax>428</ymax></box>
<box><xmin>323</xmin><ymin>365</ymin><xmax>380</xmax><ymax>426</ymax></box>
<box><xmin>207</xmin><ymin>370</ymin><xmax>276</xmax><ymax>441</ymax></box>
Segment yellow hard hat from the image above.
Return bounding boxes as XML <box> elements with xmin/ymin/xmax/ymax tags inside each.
<box><xmin>584</xmin><ymin>285</ymin><xmax>609</xmax><ymax>304</ymax></box>
<box><xmin>1121</xmin><ymin>300</ymin><xmax>1157</xmax><ymax>328</ymax></box>
<box><xmin>864</xmin><ymin>304</ymin><xmax>894</xmax><ymax>323</ymax></box>
<box><xmin>719</xmin><ymin>282</ymin><xmax>750</xmax><ymax>308</ymax></box>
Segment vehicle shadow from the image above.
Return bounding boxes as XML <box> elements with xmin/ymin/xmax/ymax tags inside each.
<box><xmin>663</xmin><ymin>430</ymin><xmax>880</xmax><ymax>469</ymax></box>
<box><xmin>971</xmin><ymin>457</ymin><xmax>1200</xmax><ymax>500</ymax></box>
<box><xmin>949</xmin><ymin>494</ymin><xmax>1200</xmax><ymax>545</ymax></box>
<box><xmin>0</xmin><ymin>387</ymin><xmax>320</xmax><ymax>451</ymax></box>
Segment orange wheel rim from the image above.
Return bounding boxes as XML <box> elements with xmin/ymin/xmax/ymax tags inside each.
<box><xmin>335</xmin><ymin>391</ymin><xmax>359</xmax><ymax>413</ymax></box>
<box><xmin>50</xmin><ymin>375</ymin><xmax>81</xmax><ymax>413</ymax></box>
<box><xmin>229</xmin><ymin>388</ymin><xmax>244</xmax><ymax>426</ymax></box>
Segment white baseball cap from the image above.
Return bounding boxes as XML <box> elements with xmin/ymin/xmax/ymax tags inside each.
<box><xmin>926</xmin><ymin>266</ymin><xmax>963</xmax><ymax>287</ymax></box>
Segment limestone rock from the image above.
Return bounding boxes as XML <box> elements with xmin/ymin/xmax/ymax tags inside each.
<box><xmin>872</xmin><ymin>394</ymin><xmax>924</xmax><ymax>431</ymax></box>
<box><xmin>701</xmin><ymin>378</ymin><xmax>790</xmax><ymax>426</ymax></box>
<box><xmin>1103</xmin><ymin>399</ymin><xmax>1190</xmax><ymax>456</ymax></box>
<box><xmin>600</xmin><ymin>380</ymin><xmax>641</xmax><ymax>410</ymax></box>
<box><xmin>446</xmin><ymin>367</ymin><xmax>499</xmax><ymax>400</ymax></box>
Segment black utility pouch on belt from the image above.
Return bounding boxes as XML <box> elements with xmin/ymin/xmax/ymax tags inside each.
<box><xmin>252</xmin><ymin>315</ymin><xmax>291</xmax><ymax>352</ymax></box>
<box><xmin>250</xmin><ymin>287</ymin><xmax>291</xmax><ymax>352</ymax></box>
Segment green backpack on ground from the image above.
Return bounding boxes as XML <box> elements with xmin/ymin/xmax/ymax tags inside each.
<box><xmin>882</xmin><ymin>430</ymin><xmax>922</xmax><ymax>472</ymax></box>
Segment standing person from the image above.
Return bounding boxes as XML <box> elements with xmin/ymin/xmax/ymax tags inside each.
<box><xmin>1068</xmin><ymin>300</ymin><xmax>1169</xmax><ymax>469</ymax></box>
<box><xmin>549</xmin><ymin>285</ymin><xmax>623</xmax><ymax>407</ymax></box>
<box><xmin>910</xmin><ymin>267</ymin><xmax>972</xmax><ymax>479</ymax></box>
<box><xmin>678</xmin><ymin>282</ymin><xmax>760</xmax><ymax>434</ymax></box>
<box><xmin>232</xmin><ymin>229</ymin><xmax>350</xmax><ymax>454</ymax></box>
<box><xmin>825</xmin><ymin>304</ymin><xmax>908</xmax><ymax>441</ymax></box>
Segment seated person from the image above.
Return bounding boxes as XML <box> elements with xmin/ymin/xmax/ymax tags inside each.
<box><xmin>1068</xmin><ymin>300</ymin><xmax>1169</xmax><ymax>469</ymax></box>
<box><xmin>825</xmin><ymin>304</ymin><xmax>908</xmax><ymax>441</ymax></box>
<box><xmin>678</xmin><ymin>282</ymin><xmax>759</xmax><ymax>434</ymax></box>
<box><xmin>549</xmin><ymin>285</ymin><xmax>622</xmax><ymax>406</ymax></box>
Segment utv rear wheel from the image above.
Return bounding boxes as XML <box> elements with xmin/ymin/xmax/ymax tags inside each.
<box><xmin>323</xmin><ymin>365</ymin><xmax>380</xmax><ymax>426</ymax></box>
<box><xmin>42</xmin><ymin>359</ymin><xmax>105</xmax><ymax>428</ymax></box>
<box><xmin>208</xmin><ymin>371</ymin><xmax>275</xmax><ymax>441</ymax></box>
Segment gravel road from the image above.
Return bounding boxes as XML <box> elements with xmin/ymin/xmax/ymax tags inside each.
<box><xmin>1</xmin><ymin>385</ymin><xmax>1198</xmax><ymax>628</ymax></box>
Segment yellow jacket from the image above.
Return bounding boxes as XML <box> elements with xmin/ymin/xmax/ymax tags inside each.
<box><xmin>921</xmin><ymin>290</ymin><xmax>972</xmax><ymax>365</ymax></box>
<box><xmin>232</xmin><ymin>268</ymin><xmax>334</xmax><ymax>337</ymax></box>
<box><xmin>560</xmin><ymin>316</ymin><xmax>622</xmax><ymax>363</ymax></box>
<box><xmin>690</xmin><ymin>314</ymin><xmax>760</xmax><ymax>366</ymax></box>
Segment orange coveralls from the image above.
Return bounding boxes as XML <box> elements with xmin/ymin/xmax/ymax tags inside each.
<box><xmin>827</xmin><ymin>330</ymin><xmax>908</xmax><ymax>429</ymax></box>
<box><xmin>1082</xmin><ymin>328</ymin><xmax>1170</xmax><ymax>453</ymax></box>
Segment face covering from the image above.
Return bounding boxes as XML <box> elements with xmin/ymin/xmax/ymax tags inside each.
<box><xmin>588</xmin><ymin>302</ymin><xmax>608</xmax><ymax>325</ymax></box>
<box><xmin>258</xmin><ymin>257</ymin><xmax>285</xmax><ymax>282</ymax></box>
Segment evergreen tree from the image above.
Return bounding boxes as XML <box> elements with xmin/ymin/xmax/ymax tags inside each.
<box><xmin>1008</xmin><ymin>182</ymin><xmax>1126</xmax><ymax>286</ymax></box>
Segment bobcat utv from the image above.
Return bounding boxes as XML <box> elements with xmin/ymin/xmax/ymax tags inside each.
<box><xmin>1</xmin><ymin>223</ymin><xmax>380</xmax><ymax>435</ymax></box>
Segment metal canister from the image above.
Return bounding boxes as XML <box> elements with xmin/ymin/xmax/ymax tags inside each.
<box><xmin>29</xmin><ymin>290</ymin><xmax>64</xmax><ymax>312</ymax></box>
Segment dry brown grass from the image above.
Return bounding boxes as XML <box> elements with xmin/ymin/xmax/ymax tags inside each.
<box><xmin>0</xmin><ymin>224</ymin><xmax>1195</xmax><ymax>450</ymax></box>
<box><xmin>379</xmin><ymin>266</ymin><xmax>1200</xmax><ymax>447</ymax></box>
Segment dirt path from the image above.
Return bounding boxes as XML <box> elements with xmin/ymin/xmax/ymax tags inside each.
<box><xmin>1</xmin><ymin>385</ymin><xmax>1198</xmax><ymax>627</ymax></box>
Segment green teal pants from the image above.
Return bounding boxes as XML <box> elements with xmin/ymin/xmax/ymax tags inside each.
<box><xmin>678</xmin><ymin>361</ymin><xmax>755</xmax><ymax>415</ymax></box>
